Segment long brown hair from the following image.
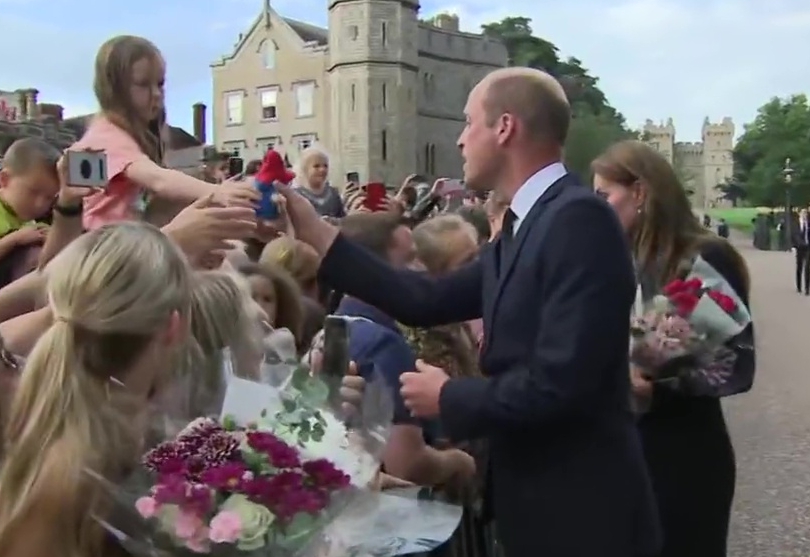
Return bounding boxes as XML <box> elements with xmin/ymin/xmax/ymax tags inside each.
<box><xmin>93</xmin><ymin>35</ymin><xmax>165</xmax><ymax>164</ymax></box>
<box><xmin>591</xmin><ymin>140</ymin><xmax>750</xmax><ymax>293</ymax></box>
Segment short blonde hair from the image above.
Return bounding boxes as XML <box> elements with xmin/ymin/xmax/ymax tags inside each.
<box><xmin>260</xmin><ymin>237</ymin><xmax>320</xmax><ymax>290</ymax></box>
<box><xmin>413</xmin><ymin>214</ymin><xmax>478</xmax><ymax>273</ymax></box>
<box><xmin>0</xmin><ymin>222</ymin><xmax>191</xmax><ymax>555</ymax></box>
<box><xmin>295</xmin><ymin>146</ymin><xmax>330</xmax><ymax>183</ymax></box>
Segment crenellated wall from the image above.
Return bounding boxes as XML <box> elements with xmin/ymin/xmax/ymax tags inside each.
<box><xmin>641</xmin><ymin>116</ymin><xmax>735</xmax><ymax>208</ymax></box>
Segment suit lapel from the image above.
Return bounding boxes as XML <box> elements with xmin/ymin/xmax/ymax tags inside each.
<box><xmin>484</xmin><ymin>175</ymin><xmax>575</xmax><ymax>351</ymax></box>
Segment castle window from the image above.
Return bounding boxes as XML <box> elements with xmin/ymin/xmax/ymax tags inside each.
<box><xmin>429</xmin><ymin>144</ymin><xmax>436</xmax><ymax>175</ymax></box>
<box><xmin>381</xmin><ymin>21</ymin><xmax>388</xmax><ymax>46</ymax></box>
<box><xmin>382</xmin><ymin>130</ymin><xmax>388</xmax><ymax>161</ymax></box>
<box><xmin>259</xmin><ymin>87</ymin><xmax>279</xmax><ymax>120</ymax></box>
<box><xmin>225</xmin><ymin>92</ymin><xmax>243</xmax><ymax>125</ymax></box>
<box><xmin>351</xmin><ymin>83</ymin><xmax>356</xmax><ymax>111</ymax></box>
<box><xmin>424</xmin><ymin>144</ymin><xmax>430</xmax><ymax>174</ymax></box>
<box><xmin>348</xmin><ymin>25</ymin><xmax>358</xmax><ymax>40</ymax></box>
<box><xmin>294</xmin><ymin>81</ymin><xmax>315</xmax><ymax>117</ymax></box>
<box><xmin>262</xmin><ymin>41</ymin><xmax>276</xmax><ymax>69</ymax></box>
<box><xmin>381</xmin><ymin>83</ymin><xmax>387</xmax><ymax>110</ymax></box>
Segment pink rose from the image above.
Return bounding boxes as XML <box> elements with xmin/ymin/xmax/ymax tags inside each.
<box><xmin>209</xmin><ymin>510</ymin><xmax>243</xmax><ymax>543</ymax></box>
<box><xmin>175</xmin><ymin>509</ymin><xmax>205</xmax><ymax>539</ymax></box>
<box><xmin>185</xmin><ymin>527</ymin><xmax>211</xmax><ymax>553</ymax></box>
<box><xmin>134</xmin><ymin>496</ymin><xmax>158</xmax><ymax>519</ymax></box>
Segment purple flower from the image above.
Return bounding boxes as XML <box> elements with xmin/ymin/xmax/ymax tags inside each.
<box><xmin>143</xmin><ymin>443</ymin><xmax>185</xmax><ymax>475</ymax></box>
<box><xmin>200</xmin><ymin>462</ymin><xmax>250</xmax><ymax>491</ymax></box>
<box><xmin>245</xmin><ymin>431</ymin><xmax>301</xmax><ymax>469</ymax></box>
<box><xmin>302</xmin><ymin>459</ymin><xmax>350</xmax><ymax>491</ymax></box>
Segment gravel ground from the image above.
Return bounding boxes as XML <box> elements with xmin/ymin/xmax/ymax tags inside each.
<box><xmin>725</xmin><ymin>237</ymin><xmax>810</xmax><ymax>556</ymax></box>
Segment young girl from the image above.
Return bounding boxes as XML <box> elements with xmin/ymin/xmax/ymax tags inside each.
<box><xmin>239</xmin><ymin>263</ymin><xmax>304</xmax><ymax>340</ymax></box>
<box><xmin>70</xmin><ymin>35</ymin><xmax>258</xmax><ymax>230</ymax></box>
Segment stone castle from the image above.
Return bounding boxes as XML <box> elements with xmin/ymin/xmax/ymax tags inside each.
<box><xmin>210</xmin><ymin>0</ymin><xmax>508</xmax><ymax>185</ymax></box>
<box><xmin>642</xmin><ymin>117</ymin><xmax>734</xmax><ymax>208</ymax></box>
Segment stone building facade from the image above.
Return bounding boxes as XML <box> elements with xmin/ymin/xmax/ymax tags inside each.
<box><xmin>642</xmin><ymin>117</ymin><xmax>734</xmax><ymax>209</ymax></box>
<box><xmin>210</xmin><ymin>0</ymin><xmax>507</xmax><ymax>185</ymax></box>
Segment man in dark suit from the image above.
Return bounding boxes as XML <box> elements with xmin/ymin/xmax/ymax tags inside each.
<box><xmin>276</xmin><ymin>67</ymin><xmax>660</xmax><ymax>557</ymax></box>
<box><xmin>792</xmin><ymin>208</ymin><xmax>810</xmax><ymax>294</ymax></box>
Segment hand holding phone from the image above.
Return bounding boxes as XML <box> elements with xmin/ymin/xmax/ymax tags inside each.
<box><xmin>65</xmin><ymin>150</ymin><xmax>108</xmax><ymax>188</ymax></box>
<box><xmin>363</xmin><ymin>182</ymin><xmax>387</xmax><ymax>211</ymax></box>
<box><xmin>321</xmin><ymin>316</ymin><xmax>350</xmax><ymax>379</ymax></box>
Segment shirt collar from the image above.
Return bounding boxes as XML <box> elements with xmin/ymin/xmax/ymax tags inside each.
<box><xmin>509</xmin><ymin>162</ymin><xmax>568</xmax><ymax>232</ymax></box>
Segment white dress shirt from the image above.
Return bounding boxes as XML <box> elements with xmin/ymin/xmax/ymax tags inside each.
<box><xmin>509</xmin><ymin>162</ymin><xmax>568</xmax><ymax>233</ymax></box>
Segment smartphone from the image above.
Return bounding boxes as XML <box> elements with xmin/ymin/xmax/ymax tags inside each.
<box><xmin>346</xmin><ymin>171</ymin><xmax>360</xmax><ymax>184</ymax></box>
<box><xmin>440</xmin><ymin>179</ymin><xmax>465</xmax><ymax>195</ymax></box>
<box><xmin>363</xmin><ymin>182</ymin><xmax>387</xmax><ymax>211</ymax></box>
<box><xmin>65</xmin><ymin>150</ymin><xmax>108</xmax><ymax>188</ymax></box>
<box><xmin>321</xmin><ymin>316</ymin><xmax>350</xmax><ymax>378</ymax></box>
<box><xmin>228</xmin><ymin>156</ymin><xmax>244</xmax><ymax>177</ymax></box>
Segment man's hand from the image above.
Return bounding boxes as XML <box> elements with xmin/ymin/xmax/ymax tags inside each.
<box><xmin>400</xmin><ymin>359</ymin><xmax>450</xmax><ymax>418</ymax></box>
<box><xmin>162</xmin><ymin>195</ymin><xmax>257</xmax><ymax>260</ymax></box>
<box><xmin>273</xmin><ymin>181</ymin><xmax>338</xmax><ymax>255</ymax></box>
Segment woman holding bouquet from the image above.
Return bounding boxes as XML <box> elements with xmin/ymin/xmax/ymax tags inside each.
<box><xmin>592</xmin><ymin>140</ymin><xmax>755</xmax><ymax>557</ymax></box>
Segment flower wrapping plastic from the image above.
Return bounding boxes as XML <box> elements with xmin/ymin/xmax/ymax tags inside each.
<box><xmin>89</xmin><ymin>318</ymin><xmax>397</xmax><ymax>556</ymax></box>
<box><xmin>630</xmin><ymin>255</ymin><xmax>752</xmax><ymax>389</ymax></box>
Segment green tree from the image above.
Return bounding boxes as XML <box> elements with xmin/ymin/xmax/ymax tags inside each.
<box><xmin>481</xmin><ymin>17</ymin><xmax>634</xmax><ymax>177</ymax></box>
<box><xmin>734</xmin><ymin>94</ymin><xmax>810</xmax><ymax>207</ymax></box>
<box><xmin>714</xmin><ymin>179</ymin><xmax>746</xmax><ymax>207</ymax></box>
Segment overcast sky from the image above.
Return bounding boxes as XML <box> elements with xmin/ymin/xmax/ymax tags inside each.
<box><xmin>1</xmin><ymin>0</ymin><xmax>807</xmax><ymax>142</ymax></box>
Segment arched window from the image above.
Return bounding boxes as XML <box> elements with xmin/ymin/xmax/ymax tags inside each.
<box><xmin>260</xmin><ymin>40</ymin><xmax>276</xmax><ymax>69</ymax></box>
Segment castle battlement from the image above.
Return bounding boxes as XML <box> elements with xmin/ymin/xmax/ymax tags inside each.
<box><xmin>641</xmin><ymin>116</ymin><xmax>734</xmax><ymax>210</ymax></box>
<box><xmin>675</xmin><ymin>141</ymin><xmax>703</xmax><ymax>155</ymax></box>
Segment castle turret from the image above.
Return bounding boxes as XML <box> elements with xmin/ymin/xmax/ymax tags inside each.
<box><xmin>326</xmin><ymin>0</ymin><xmax>419</xmax><ymax>184</ymax></box>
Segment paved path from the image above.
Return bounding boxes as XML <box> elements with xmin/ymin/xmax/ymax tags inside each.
<box><xmin>725</xmin><ymin>235</ymin><xmax>810</xmax><ymax>555</ymax></box>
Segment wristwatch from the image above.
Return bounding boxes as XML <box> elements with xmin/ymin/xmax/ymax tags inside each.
<box><xmin>53</xmin><ymin>201</ymin><xmax>83</xmax><ymax>217</ymax></box>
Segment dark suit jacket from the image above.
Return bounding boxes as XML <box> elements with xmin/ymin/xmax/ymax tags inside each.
<box><xmin>318</xmin><ymin>174</ymin><xmax>661</xmax><ymax>557</ymax></box>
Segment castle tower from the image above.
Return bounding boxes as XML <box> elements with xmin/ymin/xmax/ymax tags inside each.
<box><xmin>701</xmin><ymin>117</ymin><xmax>734</xmax><ymax>207</ymax></box>
<box><xmin>326</xmin><ymin>0</ymin><xmax>419</xmax><ymax>185</ymax></box>
<box><xmin>642</xmin><ymin>118</ymin><xmax>675</xmax><ymax>164</ymax></box>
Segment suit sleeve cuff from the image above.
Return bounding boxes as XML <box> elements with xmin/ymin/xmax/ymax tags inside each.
<box><xmin>438</xmin><ymin>375</ymin><xmax>490</xmax><ymax>442</ymax></box>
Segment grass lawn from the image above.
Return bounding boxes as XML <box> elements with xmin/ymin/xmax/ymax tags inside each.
<box><xmin>706</xmin><ymin>207</ymin><xmax>763</xmax><ymax>233</ymax></box>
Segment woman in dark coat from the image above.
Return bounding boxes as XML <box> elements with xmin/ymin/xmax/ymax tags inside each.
<box><xmin>591</xmin><ymin>140</ymin><xmax>755</xmax><ymax>557</ymax></box>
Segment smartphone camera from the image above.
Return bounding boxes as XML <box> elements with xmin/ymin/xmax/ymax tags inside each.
<box><xmin>65</xmin><ymin>151</ymin><xmax>108</xmax><ymax>188</ymax></box>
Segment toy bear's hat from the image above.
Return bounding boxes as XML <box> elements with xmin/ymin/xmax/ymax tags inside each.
<box><xmin>256</xmin><ymin>149</ymin><xmax>295</xmax><ymax>185</ymax></box>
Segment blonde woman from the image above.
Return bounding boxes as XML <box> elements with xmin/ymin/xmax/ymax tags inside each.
<box><xmin>293</xmin><ymin>146</ymin><xmax>345</xmax><ymax>218</ymax></box>
<box><xmin>70</xmin><ymin>35</ymin><xmax>259</xmax><ymax>231</ymax></box>
<box><xmin>260</xmin><ymin>235</ymin><xmax>321</xmax><ymax>301</ymax></box>
<box><xmin>186</xmin><ymin>270</ymin><xmax>267</xmax><ymax>416</ymax></box>
<box><xmin>0</xmin><ymin>222</ymin><xmax>192</xmax><ymax>557</ymax></box>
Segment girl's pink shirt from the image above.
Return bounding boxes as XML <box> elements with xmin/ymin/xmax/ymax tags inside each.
<box><xmin>70</xmin><ymin>115</ymin><xmax>149</xmax><ymax>230</ymax></box>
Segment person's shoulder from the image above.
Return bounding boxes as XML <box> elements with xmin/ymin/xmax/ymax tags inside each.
<box><xmin>72</xmin><ymin>114</ymin><xmax>139</xmax><ymax>151</ymax></box>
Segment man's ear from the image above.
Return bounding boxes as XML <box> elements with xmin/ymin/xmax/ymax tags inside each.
<box><xmin>0</xmin><ymin>168</ymin><xmax>10</xmax><ymax>189</ymax></box>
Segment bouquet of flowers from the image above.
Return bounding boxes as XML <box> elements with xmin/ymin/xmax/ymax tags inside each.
<box><xmin>630</xmin><ymin>255</ymin><xmax>752</xmax><ymax>391</ymax></box>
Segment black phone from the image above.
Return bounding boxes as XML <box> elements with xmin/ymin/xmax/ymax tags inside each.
<box><xmin>321</xmin><ymin>316</ymin><xmax>350</xmax><ymax>378</ymax></box>
<box><xmin>346</xmin><ymin>171</ymin><xmax>360</xmax><ymax>184</ymax></box>
<box><xmin>228</xmin><ymin>157</ymin><xmax>244</xmax><ymax>177</ymax></box>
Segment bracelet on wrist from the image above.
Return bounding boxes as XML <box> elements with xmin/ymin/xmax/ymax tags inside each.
<box><xmin>53</xmin><ymin>201</ymin><xmax>83</xmax><ymax>217</ymax></box>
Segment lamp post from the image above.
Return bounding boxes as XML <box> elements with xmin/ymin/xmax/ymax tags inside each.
<box><xmin>784</xmin><ymin>158</ymin><xmax>794</xmax><ymax>250</ymax></box>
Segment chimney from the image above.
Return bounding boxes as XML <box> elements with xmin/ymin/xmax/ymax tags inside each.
<box><xmin>25</xmin><ymin>89</ymin><xmax>39</xmax><ymax>120</ymax></box>
<box><xmin>192</xmin><ymin>102</ymin><xmax>206</xmax><ymax>144</ymax></box>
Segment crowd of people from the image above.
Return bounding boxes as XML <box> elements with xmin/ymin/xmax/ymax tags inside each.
<box><xmin>0</xmin><ymin>32</ymin><xmax>757</xmax><ymax>557</ymax></box>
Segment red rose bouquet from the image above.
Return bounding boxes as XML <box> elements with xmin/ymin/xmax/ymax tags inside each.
<box><xmin>630</xmin><ymin>255</ymin><xmax>752</xmax><ymax>391</ymax></box>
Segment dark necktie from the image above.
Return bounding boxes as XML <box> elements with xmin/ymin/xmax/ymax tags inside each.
<box><xmin>501</xmin><ymin>209</ymin><xmax>517</xmax><ymax>247</ymax></box>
